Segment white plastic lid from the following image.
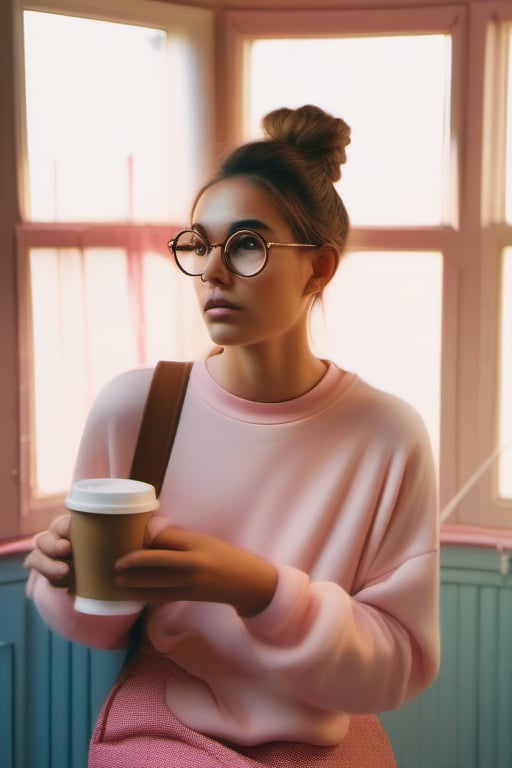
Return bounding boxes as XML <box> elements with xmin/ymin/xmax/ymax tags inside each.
<box><xmin>74</xmin><ymin>596</ymin><xmax>144</xmax><ymax>615</ymax></box>
<box><xmin>65</xmin><ymin>477</ymin><xmax>159</xmax><ymax>514</ymax></box>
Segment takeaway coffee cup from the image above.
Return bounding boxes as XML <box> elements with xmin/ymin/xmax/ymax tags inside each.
<box><xmin>65</xmin><ymin>478</ymin><xmax>159</xmax><ymax>615</ymax></box>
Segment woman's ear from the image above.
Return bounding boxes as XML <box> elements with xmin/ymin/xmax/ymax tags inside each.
<box><xmin>304</xmin><ymin>245</ymin><xmax>337</xmax><ymax>296</ymax></box>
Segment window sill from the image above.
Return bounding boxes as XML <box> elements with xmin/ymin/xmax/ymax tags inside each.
<box><xmin>3</xmin><ymin>526</ymin><xmax>512</xmax><ymax>560</ymax></box>
<box><xmin>441</xmin><ymin>523</ymin><xmax>512</xmax><ymax>551</ymax></box>
<box><xmin>0</xmin><ymin>537</ymin><xmax>33</xmax><ymax>558</ymax></box>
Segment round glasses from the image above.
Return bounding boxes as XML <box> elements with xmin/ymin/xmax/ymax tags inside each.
<box><xmin>168</xmin><ymin>228</ymin><xmax>317</xmax><ymax>278</ymax></box>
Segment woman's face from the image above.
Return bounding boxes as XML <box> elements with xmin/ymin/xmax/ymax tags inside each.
<box><xmin>191</xmin><ymin>177</ymin><xmax>316</xmax><ymax>350</ymax></box>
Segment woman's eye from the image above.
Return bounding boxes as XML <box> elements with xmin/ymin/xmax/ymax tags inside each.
<box><xmin>241</xmin><ymin>236</ymin><xmax>258</xmax><ymax>250</ymax></box>
<box><xmin>233</xmin><ymin>235</ymin><xmax>264</xmax><ymax>254</ymax></box>
<box><xmin>192</xmin><ymin>239</ymin><xmax>207</xmax><ymax>256</ymax></box>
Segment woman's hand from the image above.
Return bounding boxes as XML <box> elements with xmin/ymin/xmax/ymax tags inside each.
<box><xmin>23</xmin><ymin>514</ymin><xmax>73</xmax><ymax>589</ymax></box>
<box><xmin>114</xmin><ymin>518</ymin><xmax>278</xmax><ymax>618</ymax></box>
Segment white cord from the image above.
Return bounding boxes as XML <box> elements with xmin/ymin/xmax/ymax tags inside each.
<box><xmin>440</xmin><ymin>440</ymin><xmax>512</xmax><ymax>524</ymax></box>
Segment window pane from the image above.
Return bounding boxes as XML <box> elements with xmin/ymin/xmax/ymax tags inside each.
<box><xmin>506</xmin><ymin>29</ymin><xmax>512</xmax><ymax>223</ymax></box>
<box><xmin>29</xmin><ymin>246</ymin><xmax>210</xmax><ymax>496</ymax></box>
<box><xmin>247</xmin><ymin>36</ymin><xmax>451</xmax><ymax>226</ymax></box>
<box><xmin>30</xmin><ymin>248</ymin><xmax>139</xmax><ymax>495</ymax></box>
<box><xmin>142</xmin><ymin>252</ymin><xmax>210</xmax><ymax>362</ymax></box>
<box><xmin>499</xmin><ymin>248</ymin><xmax>512</xmax><ymax>498</ymax></box>
<box><xmin>23</xmin><ymin>12</ymin><xmax>170</xmax><ymax>222</ymax></box>
<box><xmin>311</xmin><ymin>251</ymin><xmax>442</xmax><ymax>465</ymax></box>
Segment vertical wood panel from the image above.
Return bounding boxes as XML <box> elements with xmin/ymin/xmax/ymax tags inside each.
<box><xmin>25</xmin><ymin>602</ymin><xmax>51</xmax><ymax>768</ymax></box>
<box><xmin>416</xmin><ymin>667</ymin><xmax>441</xmax><ymax>768</ymax></box>
<box><xmin>50</xmin><ymin>633</ymin><xmax>72</xmax><ymax>768</ymax></box>
<box><xmin>70</xmin><ymin>643</ymin><xmax>90</xmax><ymax>768</ymax></box>
<box><xmin>438</xmin><ymin>583</ymin><xmax>458</xmax><ymax>768</ymax></box>
<box><xmin>457</xmin><ymin>585</ymin><xmax>479</xmax><ymax>768</ymax></box>
<box><xmin>497</xmin><ymin>588</ymin><xmax>512</xmax><ymax>768</ymax></box>
<box><xmin>399</xmin><ymin>694</ymin><xmax>423</xmax><ymax>767</ymax></box>
<box><xmin>26</xmin><ymin>601</ymin><xmax>51</xmax><ymax>768</ymax></box>
<box><xmin>479</xmin><ymin>586</ymin><xmax>498</xmax><ymax>768</ymax></box>
<box><xmin>0</xmin><ymin>642</ymin><xmax>14</xmax><ymax>768</ymax></box>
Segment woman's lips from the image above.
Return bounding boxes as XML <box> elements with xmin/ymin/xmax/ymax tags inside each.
<box><xmin>204</xmin><ymin>298</ymin><xmax>240</xmax><ymax>312</ymax></box>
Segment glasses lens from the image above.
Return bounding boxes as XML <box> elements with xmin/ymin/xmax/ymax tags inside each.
<box><xmin>226</xmin><ymin>231</ymin><xmax>267</xmax><ymax>277</ymax></box>
<box><xmin>174</xmin><ymin>230</ymin><xmax>208</xmax><ymax>275</ymax></box>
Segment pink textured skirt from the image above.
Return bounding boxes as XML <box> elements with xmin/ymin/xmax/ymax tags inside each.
<box><xmin>88</xmin><ymin>651</ymin><xmax>397</xmax><ymax>768</ymax></box>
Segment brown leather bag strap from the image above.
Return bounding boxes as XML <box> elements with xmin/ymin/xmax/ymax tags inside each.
<box><xmin>129</xmin><ymin>361</ymin><xmax>192</xmax><ymax>497</ymax></box>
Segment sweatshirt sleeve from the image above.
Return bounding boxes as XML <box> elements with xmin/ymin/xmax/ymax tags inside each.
<box><xmin>26</xmin><ymin>368</ymin><xmax>154</xmax><ymax>649</ymax></box>
<box><xmin>243</xmin><ymin>414</ymin><xmax>439</xmax><ymax>715</ymax></box>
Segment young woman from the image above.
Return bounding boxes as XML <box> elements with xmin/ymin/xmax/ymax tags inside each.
<box><xmin>25</xmin><ymin>104</ymin><xmax>439</xmax><ymax>768</ymax></box>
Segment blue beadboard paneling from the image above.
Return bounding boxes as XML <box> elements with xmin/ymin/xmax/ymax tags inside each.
<box><xmin>3</xmin><ymin>545</ymin><xmax>512</xmax><ymax>768</ymax></box>
<box><xmin>497</xmin><ymin>588</ymin><xmax>512</xmax><ymax>767</ymax></box>
<box><xmin>0</xmin><ymin>642</ymin><xmax>14</xmax><ymax>768</ymax></box>
<box><xmin>382</xmin><ymin>547</ymin><xmax>512</xmax><ymax>768</ymax></box>
<box><xmin>26</xmin><ymin>601</ymin><xmax>51</xmax><ymax>768</ymax></box>
<box><xmin>0</xmin><ymin>565</ymin><xmax>28</xmax><ymax>768</ymax></box>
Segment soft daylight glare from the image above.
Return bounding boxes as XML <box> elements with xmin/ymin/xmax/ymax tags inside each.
<box><xmin>23</xmin><ymin>12</ymin><xmax>170</xmax><ymax>222</ymax></box>
<box><xmin>248</xmin><ymin>35</ymin><xmax>451</xmax><ymax>226</ymax></box>
<box><xmin>311</xmin><ymin>251</ymin><xmax>443</xmax><ymax>467</ymax></box>
<box><xmin>248</xmin><ymin>34</ymin><xmax>447</xmax><ymax>459</ymax></box>
<box><xmin>30</xmin><ymin>248</ymin><xmax>138</xmax><ymax>495</ymax></box>
<box><xmin>499</xmin><ymin>249</ymin><xmax>512</xmax><ymax>498</ymax></box>
<box><xmin>30</xmin><ymin>246</ymin><xmax>211</xmax><ymax>496</ymax></box>
<box><xmin>507</xmin><ymin>30</ymin><xmax>512</xmax><ymax>223</ymax></box>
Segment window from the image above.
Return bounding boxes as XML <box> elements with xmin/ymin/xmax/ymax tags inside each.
<box><xmin>499</xmin><ymin>248</ymin><xmax>512</xmax><ymax>498</ymax></box>
<box><xmin>481</xmin><ymin>9</ymin><xmax>512</xmax><ymax>520</ymax></box>
<box><xmin>221</xmin><ymin>4</ymin><xmax>510</xmax><ymax>530</ymax></box>
<box><xmin>248</xmin><ymin>35</ymin><xmax>450</xmax><ymax>227</ymax></box>
<box><xmin>245</xmin><ymin>31</ymin><xmax>450</xmax><ymax>466</ymax></box>
<box><xmin>498</xmin><ymin>25</ymin><xmax>512</xmax><ymax>500</ymax></box>
<box><xmin>15</xmin><ymin>0</ymin><xmax>214</xmax><ymax>534</ymax></box>
<box><xmin>311</xmin><ymin>251</ymin><xmax>443</xmax><ymax>467</ymax></box>
<box><xmin>3</xmin><ymin>0</ymin><xmax>512</xmax><ymax>539</ymax></box>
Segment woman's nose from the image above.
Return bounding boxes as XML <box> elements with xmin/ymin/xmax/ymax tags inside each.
<box><xmin>200</xmin><ymin>244</ymin><xmax>231</xmax><ymax>284</ymax></box>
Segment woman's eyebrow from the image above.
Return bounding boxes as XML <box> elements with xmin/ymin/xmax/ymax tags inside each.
<box><xmin>191</xmin><ymin>219</ymin><xmax>275</xmax><ymax>238</ymax></box>
<box><xmin>227</xmin><ymin>219</ymin><xmax>274</xmax><ymax>236</ymax></box>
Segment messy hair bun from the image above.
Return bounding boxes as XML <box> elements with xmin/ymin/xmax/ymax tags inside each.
<box><xmin>193</xmin><ymin>104</ymin><xmax>351</xmax><ymax>274</ymax></box>
<box><xmin>262</xmin><ymin>104</ymin><xmax>351</xmax><ymax>183</ymax></box>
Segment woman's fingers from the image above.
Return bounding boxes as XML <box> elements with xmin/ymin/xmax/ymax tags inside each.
<box><xmin>23</xmin><ymin>513</ymin><xmax>73</xmax><ymax>588</ymax></box>
<box><xmin>144</xmin><ymin>520</ymin><xmax>192</xmax><ymax>550</ymax></box>
<box><xmin>23</xmin><ymin>547</ymin><xmax>71</xmax><ymax>588</ymax></box>
<box><xmin>33</xmin><ymin>527</ymin><xmax>71</xmax><ymax>559</ymax></box>
<box><xmin>51</xmin><ymin>513</ymin><xmax>71</xmax><ymax>539</ymax></box>
<box><xmin>115</xmin><ymin>564</ymin><xmax>190</xmax><ymax>589</ymax></box>
<box><xmin>116</xmin><ymin>547</ymin><xmax>190</xmax><ymax>569</ymax></box>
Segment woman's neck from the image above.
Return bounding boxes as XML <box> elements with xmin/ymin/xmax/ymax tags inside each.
<box><xmin>206</xmin><ymin>344</ymin><xmax>327</xmax><ymax>403</ymax></box>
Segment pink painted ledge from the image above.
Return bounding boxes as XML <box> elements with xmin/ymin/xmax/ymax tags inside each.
<box><xmin>441</xmin><ymin>523</ymin><xmax>512</xmax><ymax>550</ymax></box>
<box><xmin>1</xmin><ymin>525</ymin><xmax>512</xmax><ymax>560</ymax></box>
<box><xmin>0</xmin><ymin>536</ymin><xmax>33</xmax><ymax>557</ymax></box>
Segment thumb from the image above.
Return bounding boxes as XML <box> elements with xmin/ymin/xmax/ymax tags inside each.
<box><xmin>144</xmin><ymin>514</ymin><xmax>172</xmax><ymax>546</ymax></box>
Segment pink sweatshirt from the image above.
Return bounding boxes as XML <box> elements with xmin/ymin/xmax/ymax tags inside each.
<box><xmin>28</xmin><ymin>360</ymin><xmax>439</xmax><ymax>746</ymax></box>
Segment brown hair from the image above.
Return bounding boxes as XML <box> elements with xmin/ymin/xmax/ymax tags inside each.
<box><xmin>192</xmin><ymin>104</ymin><xmax>351</xmax><ymax>271</ymax></box>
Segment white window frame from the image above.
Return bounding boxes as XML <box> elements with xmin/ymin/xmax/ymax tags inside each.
<box><xmin>220</xmin><ymin>4</ymin><xmax>512</xmax><ymax>531</ymax></box>
<box><xmin>479</xmin><ymin>2</ymin><xmax>512</xmax><ymax>528</ymax></box>
<box><xmin>14</xmin><ymin>0</ymin><xmax>215</xmax><ymax>536</ymax></box>
<box><xmin>5</xmin><ymin>0</ymin><xmax>512</xmax><ymax>538</ymax></box>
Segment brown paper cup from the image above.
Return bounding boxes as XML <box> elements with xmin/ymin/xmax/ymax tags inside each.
<box><xmin>65</xmin><ymin>478</ymin><xmax>159</xmax><ymax>615</ymax></box>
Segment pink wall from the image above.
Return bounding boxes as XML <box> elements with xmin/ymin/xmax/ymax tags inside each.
<box><xmin>0</xmin><ymin>0</ymin><xmax>21</xmax><ymax>539</ymax></box>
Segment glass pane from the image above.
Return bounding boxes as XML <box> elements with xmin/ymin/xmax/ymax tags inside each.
<box><xmin>29</xmin><ymin>247</ymin><xmax>210</xmax><ymax>496</ymax></box>
<box><xmin>311</xmin><ymin>251</ymin><xmax>442</xmax><ymax>466</ymax></box>
<box><xmin>247</xmin><ymin>35</ymin><xmax>451</xmax><ymax>226</ymax></box>
<box><xmin>506</xmin><ymin>30</ymin><xmax>512</xmax><ymax>223</ymax></box>
<box><xmin>142</xmin><ymin>252</ymin><xmax>211</xmax><ymax>362</ymax></box>
<box><xmin>499</xmin><ymin>248</ymin><xmax>512</xmax><ymax>498</ymax></box>
<box><xmin>23</xmin><ymin>12</ymin><xmax>170</xmax><ymax>222</ymax></box>
<box><xmin>30</xmin><ymin>248</ymin><xmax>138</xmax><ymax>495</ymax></box>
